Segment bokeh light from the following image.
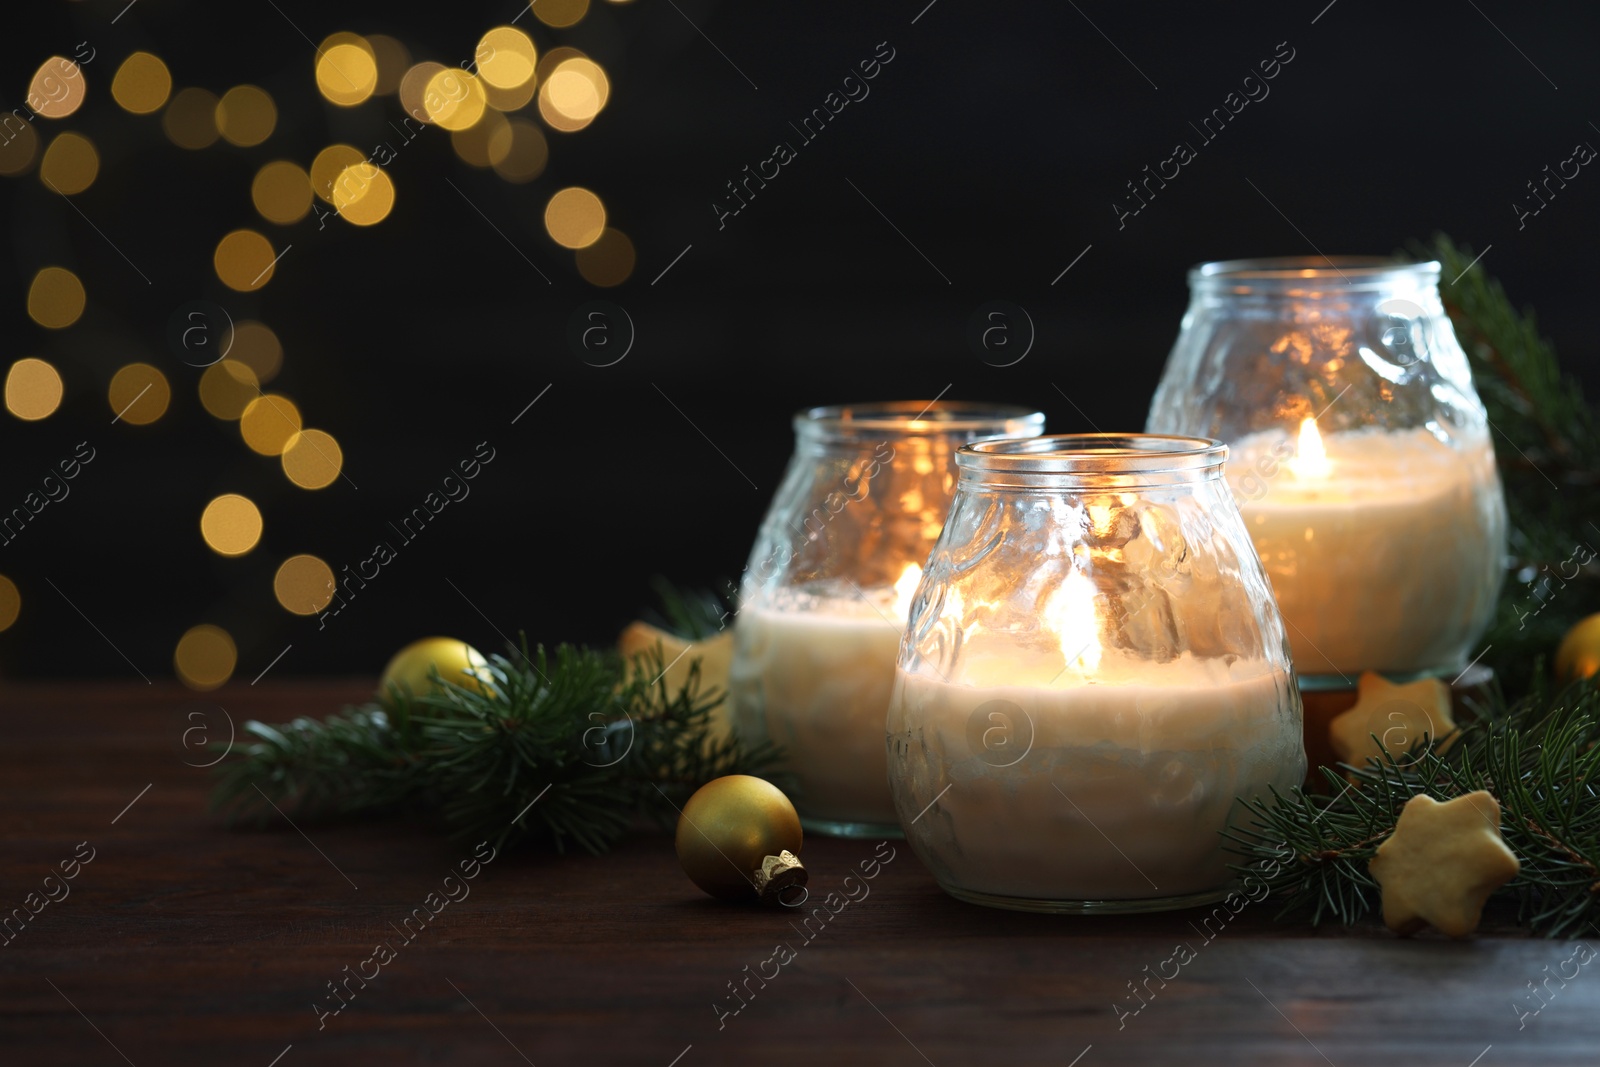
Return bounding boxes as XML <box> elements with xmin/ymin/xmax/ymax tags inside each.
<box><xmin>217</xmin><ymin>85</ymin><xmax>277</xmax><ymax>147</ymax></box>
<box><xmin>175</xmin><ymin>624</ymin><xmax>237</xmax><ymax>690</ymax></box>
<box><xmin>368</xmin><ymin>34</ymin><xmax>412</xmax><ymax>95</ymax></box>
<box><xmin>542</xmin><ymin>57</ymin><xmax>610</xmax><ymax>129</ymax></box>
<box><xmin>214</xmin><ymin>229</ymin><xmax>279</xmax><ymax>291</ymax></box>
<box><xmin>491</xmin><ymin>118</ymin><xmax>548</xmax><ymax>183</ymax></box>
<box><xmin>0</xmin><ymin>122</ymin><xmax>39</xmax><ymax>176</ymax></box>
<box><xmin>39</xmin><ymin>131</ymin><xmax>98</xmax><ymax>194</ymax></box>
<box><xmin>544</xmin><ymin>187</ymin><xmax>606</xmax><ymax>249</ymax></box>
<box><xmin>484</xmin><ymin>75</ymin><xmax>537</xmax><ymax>113</ymax></box>
<box><xmin>27</xmin><ymin>267</ymin><xmax>86</xmax><ymax>328</ymax></box>
<box><xmin>240</xmin><ymin>394</ymin><xmax>303</xmax><ymax>455</ymax></box>
<box><xmin>310</xmin><ymin>144</ymin><xmax>365</xmax><ymax>203</ymax></box>
<box><xmin>452</xmin><ymin>109</ymin><xmax>511</xmax><ymax>168</ymax></box>
<box><xmin>198</xmin><ymin>360</ymin><xmax>260</xmax><ymax>420</ymax></box>
<box><xmin>108</xmin><ymin>363</ymin><xmax>171</xmax><ymax>425</ymax></box>
<box><xmin>576</xmin><ymin>228</ymin><xmax>636</xmax><ymax>287</ymax></box>
<box><xmin>316</xmin><ymin>36</ymin><xmax>378</xmax><ymax>107</ymax></box>
<box><xmin>274</xmin><ymin>555</ymin><xmax>336</xmax><ymax>615</ymax></box>
<box><xmin>332</xmin><ymin>163</ymin><xmax>396</xmax><ymax>226</ymax></box>
<box><xmin>532</xmin><ymin>0</ymin><xmax>590</xmax><ymax>29</ymax></box>
<box><xmin>200</xmin><ymin>493</ymin><xmax>263</xmax><ymax>556</ymax></box>
<box><xmin>281</xmin><ymin>429</ymin><xmax>343</xmax><ymax>489</ymax></box>
<box><xmin>112</xmin><ymin>52</ymin><xmax>171</xmax><ymax>114</ymax></box>
<box><xmin>5</xmin><ymin>358</ymin><xmax>63</xmax><ymax>421</ymax></box>
<box><xmin>232</xmin><ymin>321</ymin><xmax>283</xmax><ymax>383</ymax></box>
<box><xmin>477</xmin><ymin>27</ymin><xmax>538</xmax><ymax>90</ymax></box>
<box><xmin>252</xmin><ymin>161</ymin><xmax>313</xmax><ymax>224</ymax></box>
<box><xmin>163</xmin><ymin>87</ymin><xmax>220</xmax><ymax>149</ymax></box>
<box><xmin>399</xmin><ymin>62</ymin><xmax>446</xmax><ymax>121</ymax></box>
<box><xmin>0</xmin><ymin>575</ymin><xmax>18</xmax><ymax>632</ymax></box>
<box><xmin>423</xmin><ymin>68</ymin><xmax>487</xmax><ymax>131</ymax></box>
<box><xmin>28</xmin><ymin>57</ymin><xmax>86</xmax><ymax>120</ymax></box>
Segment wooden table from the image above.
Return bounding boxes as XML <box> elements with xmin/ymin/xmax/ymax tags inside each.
<box><xmin>3</xmin><ymin>682</ymin><xmax>1595</xmax><ymax>1066</ymax></box>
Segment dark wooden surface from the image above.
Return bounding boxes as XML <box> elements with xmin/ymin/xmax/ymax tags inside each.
<box><xmin>2</xmin><ymin>681</ymin><xmax>1597</xmax><ymax>1066</ymax></box>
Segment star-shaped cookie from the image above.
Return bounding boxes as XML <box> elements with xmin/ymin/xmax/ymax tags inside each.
<box><xmin>1329</xmin><ymin>671</ymin><xmax>1456</xmax><ymax>767</ymax></box>
<box><xmin>1368</xmin><ymin>790</ymin><xmax>1520</xmax><ymax>937</ymax></box>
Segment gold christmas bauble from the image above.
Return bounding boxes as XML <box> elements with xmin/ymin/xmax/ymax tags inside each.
<box><xmin>378</xmin><ymin>637</ymin><xmax>492</xmax><ymax>711</ymax></box>
<box><xmin>675</xmin><ymin>775</ymin><xmax>803</xmax><ymax>903</ymax></box>
<box><xmin>1555</xmin><ymin>613</ymin><xmax>1600</xmax><ymax>683</ymax></box>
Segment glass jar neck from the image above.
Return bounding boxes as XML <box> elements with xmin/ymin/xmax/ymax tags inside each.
<box><xmin>956</xmin><ymin>434</ymin><xmax>1226</xmax><ymax>490</ymax></box>
<box><xmin>794</xmin><ymin>401</ymin><xmax>1044</xmax><ymax>455</ymax></box>
<box><xmin>1188</xmin><ymin>256</ymin><xmax>1441</xmax><ymax>304</ymax></box>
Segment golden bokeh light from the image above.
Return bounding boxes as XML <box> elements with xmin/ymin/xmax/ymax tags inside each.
<box><xmin>491</xmin><ymin>118</ymin><xmax>548</xmax><ymax>183</ymax></box>
<box><xmin>544</xmin><ymin>57</ymin><xmax>610</xmax><ymax>123</ymax></box>
<box><xmin>232</xmin><ymin>321</ymin><xmax>282</xmax><ymax>383</ymax></box>
<box><xmin>252</xmin><ymin>160</ymin><xmax>312</xmax><ymax>224</ymax></box>
<box><xmin>240</xmin><ymin>394</ymin><xmax>303</xmax><ymax>456</ymax></box>
<box><xmin>39</xmin><ymin>131</ymin><xmax>98</xmax><ymax>194</ymax></box>
<box><xmin>163</xmin><ymin>87</ymin><xmax>220</xmax><ymax>149</ymax></box>
<box><xmin>200</xmin><ymin>493</ymin><xmax>263</xmax><ymax>556</ymax></box>
<box><xmin>424</xmin><ymin>68</ymin><xmax>487</xmax><ymax>131</ymax></box>
<box><xmin>281</xmin><ymin>429</ymin><xmax>344</xmax><ymax>489</ymax></box>
<box><xmin>5</xmin><ymin>358</ymin><xmax>64</xmax><ymax>421</ymax></box>
<box><xmin>544</xmin><ymin>187</ymin><xmax>606</xmax><ymax>249</ymax></box>
<box><xmin>108</xmin><ymin>363</ymin><xmax>171</xmax><ymax>425</ymax></box>
<box><xmin>0</xmin><ymin>121</ymin><xmax>39</xmax><ymax>176</ymax></box>
<box><xmin>217</xmin><ymin>85</ymin><xmax>277</xmax><ymax>147</ymax></box>
<box><xmin>398</xmin><ymin>62</ymin><xmax>446</xmax><ymax>121</ymax></box>
<box><xmin>368</xmin><ymin>34</ymin><xmax>411</xmax><ymax>95</ymax></box>
<box><xmin>451</xmin><ymin>109</ymin><xmax>511</xmax><ymax>168</ymax></box>
<box><xmin>214</xmin><ymin>229</ymin><xmax>279</xmax><ymax>292</ymax></box>
<box><xmin>310</xmin><ymin>143</ymin><xmax>365</xmax><ymax>203</ymax></box>
<box><xmin>175</xmin><ymin>624</ymin><xmax>237</xmax><ymax>690</ymax></box>
<box><xmin>317</xmin><ymin>37</ymin><xmax>378</xmax><ymax>107</ymax></box>
<box><xmin>332</xmin><ymin>162</ymin><xmax>395</xmax><ymax>226</ymax></box>
<box><xmin>274</xmin><ymin>555</ymin><xmax>336</xmax><ymax>615</ymax></box>
<box><xmin>112</xmin><ymin>52</ymin><xmax>171</xmax><ymax>114</ymax></box>
<box><xmin>576</xmin><ymin>227</ymin><xmax>636</xmax><ymax>287</ymax></box>
<box><xmin>27</xmin><ymin>267</ymin><xmax>86</xmax><ymax>328</ymax></box>
<box><xmin>28</xmin><ymin>57</ymin><xmax>86</xmax><ymax>120</ymax></box>
<box><xmin>477</xmin><ymin>27</ymin><xmax>538</xmax><ymax>90</ymax></box>
<box><xmin>532</xmin><ymin>0</ymin><xmax>590</xmax><ymax>29</ymax></box>
<box><xmin>0</xmin><ymin>575</ymin><xmax>18</xmax><ymax>632</ymax></box>
<box><xmin>198</xmin><ymin>360</ymin><xmax>260</xmax><ymax>420</ymax></box>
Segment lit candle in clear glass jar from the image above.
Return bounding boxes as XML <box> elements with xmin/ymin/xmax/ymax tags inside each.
<box><xmin>731</xmin><ymin>402</ymin><xmax>1045</xmax><ymax>838</ymax></box>
<box><xmin>1147</xmin><ymin>257</ymin><xmax>1507</xmax><ymax>685</ymax></box>
<box><xmin>887</xmin><ymin>435</ymin><xmax>1306</xmax><ymax>912</ymax></box>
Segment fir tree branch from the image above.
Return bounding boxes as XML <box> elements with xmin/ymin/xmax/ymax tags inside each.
<box><xmin>213</xmin><ymin>633</ymin><xmax>781</xmax><ymax>855</ymax></box>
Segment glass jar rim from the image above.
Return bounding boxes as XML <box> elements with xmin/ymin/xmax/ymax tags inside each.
<box><xmin>1190</xmin><ymin>256</ymin><xmax>1441</xmax><ymax>293</ymax></box>
<box><xmin>795</xmin><ymin>400</ymin><xmax>1045</xmax><ymax>440</ymax></box>
<box><xmin>958</xmin><ymin>433</ymin><xmax>1225</xmax><ymax>476</ymax></box>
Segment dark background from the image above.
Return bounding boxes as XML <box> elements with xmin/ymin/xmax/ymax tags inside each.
<box><xmin>3</xmin><ymin>0</ymin><xmax>1597</xmax><ymax>681</ymax></box>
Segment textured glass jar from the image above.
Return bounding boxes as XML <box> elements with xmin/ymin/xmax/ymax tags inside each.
<box><xmin>1147</xmin><ymin>258</ymin><xmax>1507</xmax><ymax>686</ymax></box>
<box><xmin>887</xmin><ymin>435</ymin><xmax>1305</xmax><ymax>913</ymax></box>
<box><xmin>730</xmin><ymin>401</ymin><xmax>1045</xmax><ymax>838</ymax></box>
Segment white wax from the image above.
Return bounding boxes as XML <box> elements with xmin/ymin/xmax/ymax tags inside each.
<box><xmin>729</xmin><ymin>602</ymin><xmax>903</xmax><ymax>826</ymax></box>
<box><xmin>887</xmin><ymin>657</ymin><xmax>1303</xmax><ymax>900</ymax></box>
<box><xmin>1230</xmin><ymin>427</ymin><xmax>1502</xmax><ymax>677</ymax></box>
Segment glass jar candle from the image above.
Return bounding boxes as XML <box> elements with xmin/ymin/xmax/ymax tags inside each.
<box><xmin>887</xmin><ymin>435</ymin><xmax>1305</xmax><ymax>913</ymax></box>
<box><xmin>730</xmin><ymin>401</ymin><xmax>1045</xmax><ymax>838</ymax></box>
<box><xmin>1147</xmin><ymin>257</ymin><xmax>1507</xmax><ymax>685</ymax></box>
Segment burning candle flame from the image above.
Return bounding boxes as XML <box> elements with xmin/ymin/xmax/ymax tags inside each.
<box><xmin>892</xmin><ymin>562</ymin><xmax>923</xmax><ymax>622</ymax></box>
<box><xmin>1287</xmin><ymin>416</ymin><xmax>1331</xmax><ymax>479</ymax></box>
<box><xmin>1044</xmin><ymin>568</ymin><xmax>1102</xmax><ymax>674</ymax></box>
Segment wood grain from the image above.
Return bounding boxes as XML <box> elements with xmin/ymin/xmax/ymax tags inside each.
<box><xmin>0</xmin><ymin>681</ymin><xmax>1594</xmax><ymax>1066</ymax></box>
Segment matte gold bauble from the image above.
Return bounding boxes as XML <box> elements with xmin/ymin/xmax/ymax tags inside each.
<box><xmin>378</xmin><ymin>636</ymin><xmax>492</xmax><ymax>711</ymax></box>
<box><xmin>1555</xmin><ymin>613</ymin><xmax>1600</xmax><ymax>683</ymax></box>
<box><xmin>674</xmin><ymin>775</ymin><xmax>805</xmax><ymax>904</ymax></box>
